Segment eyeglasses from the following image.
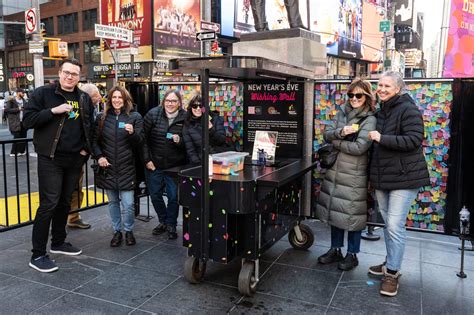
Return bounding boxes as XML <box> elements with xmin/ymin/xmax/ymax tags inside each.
<box><xmin>61</xmin><ymin>70</ymin><xmax>80</xmax><ymax>78</ymax></box>
<box><xmin>164</xmin><ymin>99</ymin><xmax>179</xmax><ymax>104</ymax></box>
<box><xmin>190</xmin><ymin>103</ymin><xmax>202</xmax><ymax>109</ymax></box>
<box><xmin>347</xmin><ymin>93</ymin><xmax>365</xmax><ymax>99</ymax></box>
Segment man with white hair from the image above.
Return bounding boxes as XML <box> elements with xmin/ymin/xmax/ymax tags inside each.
<box><xmin>67</xmin><ymin>83</ymin><xmax>102</xmax><ymax>229</ymax></box>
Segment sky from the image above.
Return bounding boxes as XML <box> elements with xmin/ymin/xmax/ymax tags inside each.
<box><xmin>414</xmin><ymin>0</ymin><xmax>445</xmax><ymax>51</ymax></box>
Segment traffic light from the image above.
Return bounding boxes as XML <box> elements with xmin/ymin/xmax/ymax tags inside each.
<box><xmin>39</xmin><ymin>26</ymin><xmax>46</xmax><ymax>39</ymax></box>
<box><xmin>98</xmin><ymin>39</ymin><xmax>105</xmax><ymax>52</ymax></box>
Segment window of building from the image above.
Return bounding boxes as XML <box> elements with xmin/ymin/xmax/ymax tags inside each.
<box><xmin>68</xmin><ymin>42</ymin><xmax>80</xmax><ymax>60</ymax></box>
<box><xmin>6</xmin><ymin>24</ymin><xmax>26</xmax><ymax>46</ymax></box>
<box><xmin>84</xmin><ymin>40</ymin><xmax>100</xmax><ymax>64</ymax></box>
<box><xmin>58</xmin><ymin>13</ymin><xmax>78</xmax><ymax>35</ymax></box>
<box><xmin>67</xmin><ymin>0</ymin><xmax>72</xmax><ymax>5</ymax></box>
<box><xmin>41</xmin><ymin>17</ymin><xmax>54</xmax><ymax>36</ymax></box>
<box><xmin>82</xmin><ymin>9</ymin><xmax>97</xmax><ymax>31</ymax></box>
<box><xmin>43</xmin><ymin>46</ymin><xmax>56</xmax><ymax>68</ymax></box>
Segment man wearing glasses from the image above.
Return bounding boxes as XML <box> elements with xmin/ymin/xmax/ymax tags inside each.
<box><xmin>23</xmin><ymin>58</ymin><xmax>95</xmax><ymax>272</ymax></box>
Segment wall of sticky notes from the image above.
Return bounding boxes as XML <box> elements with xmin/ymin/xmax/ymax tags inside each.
<box><xmin>313</xmin><ymin>81</ymin><xmax>452</xmax><ymax>232</ymax></box>
<box><xmin>159</xmin><ymin>83</ymin><xmax>244</xmax><ymax>150</ymax></box>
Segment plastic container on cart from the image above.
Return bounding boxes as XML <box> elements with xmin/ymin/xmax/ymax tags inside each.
<box><xmin>211</xmin><ymin>151</ymin><xmax>249</xmax><ymax>175</ymax></box>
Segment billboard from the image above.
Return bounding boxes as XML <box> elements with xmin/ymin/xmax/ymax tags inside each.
<box><xmin>153</xmin><ymin>0</ymin><xmax>201</xmax><ymax>68</ymax></box>
<box><xmin>393</xmin><ymin>0</ymin><xmax>414</xmax><ymax>26</ymax></box>
<box><xmin>337</xmin><ymin>0</ymin><xmax>363</xmax><ymax>59</ymax></box>
<box><xmin>443</xmin><ymin>0</ymin><xmax>474</xmax><ymax>78</ymax></box>
<box><xmin>361</xmin><ymin>1</ymin><xmax>383</xmax><ymax>63</ymax></box>
<box><xmin>309</xmin><ymin>0</ymin><xmax>362</xmax><ymax>59</ymax></box>
<box><xmin>222</xmin><ymin>0</ymin><xmax>308</xmax><ymax>37</ymax></box>
<box><xmin>100</xmin><ymin>0</ymin><xmax>153</xmax><ymax>63</ymax></box>
<box><xmin>308</xmin><ymin>0</ymin><xmax>340</xmax><ymax>55</ymax></box>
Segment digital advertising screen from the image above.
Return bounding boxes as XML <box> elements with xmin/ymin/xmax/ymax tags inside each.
<box><xmin>443</xmin><ymin>0</ymin><xmax>474</xmax><ymax>78</ymax></box>
<box><xmin>337</xmin><ymin>0</ymin><xmax>363</xmax><ymax>59</ymax></box>
<box><xmin>361</xmin><ymin>0</ymin><xmax>384</xmax><ymax>63</ymax></box>
<box><xmin>100</xmin><ymin>0</ymin><xmax>153</xmax><ymax>63</ymax></box>
<box><xmin>153</xmin><ymin>0</ymin><xmax>201</xmax><ymax>69</ymax></box>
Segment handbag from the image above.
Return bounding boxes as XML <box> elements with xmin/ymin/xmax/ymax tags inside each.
<box><xmin>317</xmin><ymin>143</ymin><xmax>338</xmax><ymax>168</ymax></box>
<box><xmin>317</xmin><ymin>116</ymin><xmax>369</xmax><ymax>169</ymax></box>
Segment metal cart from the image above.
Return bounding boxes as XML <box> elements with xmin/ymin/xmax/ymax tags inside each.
<box><xmin>169</xmin><ymin>56</ymin><xmax>317</xmax><ymax>296</ymax></box>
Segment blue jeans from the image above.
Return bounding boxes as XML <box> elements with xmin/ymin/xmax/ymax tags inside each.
<box><xmin>331</xmin><ymin>225</ymin><xmax>362</xmax><ymax>254</ymax></box>
<box><xmin>145</xmin><ymin>168</ymin><xmax>178</xmax><ymax>227</ymax></box>
<box><xmin>375</xmin><ymin>188</ymin><xmax>419</xmax><ymax>271</ymax></box>
<box><xmin>106</xmin><ymin>190</ymin><xmax>135</xmax><ymax>232</ymax></box>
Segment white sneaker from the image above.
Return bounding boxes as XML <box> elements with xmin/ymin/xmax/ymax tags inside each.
<box><xmin>9</xmin><ymin>153</ymin><xmax>16</xmax><ymax>157</ymax></box>
<box><xmin>19</xmin><ymin>152</ymin><xmax>26</xmax><ymax>156</ymax></box>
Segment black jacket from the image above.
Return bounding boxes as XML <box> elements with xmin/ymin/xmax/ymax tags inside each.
<box><xmin>23</xmin><ymin>84</ymin><xmax>94</xmax><ymax>158</ymax></box>
<box><xmin>92</xmin><ymin>109</ymin><xmax>143</xmax><ymax>190</ymax></box>
<box><xmin>142</xmin><ymin>106</ymin><xmax>187</xmax><ymax>169</ymax></box>
<box><xmin>369</xmin><ymin>93</ymin><xmax>430</xmax><ymax>190</ymax></box>
<box><xmin>5</xmin><ymin>96</ymin><xmax>25</xmax><ymax>132</ymax></box>
<box><xmin>182</xmin><ymin>112</ymin><xmax>227</xmax><ymax>164</ymax></box>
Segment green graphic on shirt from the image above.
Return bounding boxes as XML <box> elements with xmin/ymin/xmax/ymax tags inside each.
<box><xmin>67</xmin><ymin>100</ymin><xmax>80</xmax><ymax>120</ymax></box>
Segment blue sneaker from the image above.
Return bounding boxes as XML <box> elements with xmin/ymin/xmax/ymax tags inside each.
<box><xmin>29</xmin><ymin>255</ymin><xmax>59</xmax><ymax>273</ymax></box>
<box><xmin>50</xmin><ymin>242</ymin><xmax>82</xmax><ymax>256</ymax></box>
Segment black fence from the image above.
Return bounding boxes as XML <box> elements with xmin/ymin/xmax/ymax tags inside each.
<box><xmin>0</xmin><ymin>137</ymin><xmax>108</xmax><ymax>232</ymax></box>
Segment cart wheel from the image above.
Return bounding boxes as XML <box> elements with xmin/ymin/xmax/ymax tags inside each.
<box><xmin>238</xmin><ymin>261</ymin><xmax>258</xmax><ymax>296</ymax></box>
<box><xmin>184</xmin><ymin>256</ymin><xmax>206</xmax><ymax>284</ymax></box>
<box><xmin>288</xmin><ymin>223</ymin><xmax>314</xmax><ymax>250</ymax></box>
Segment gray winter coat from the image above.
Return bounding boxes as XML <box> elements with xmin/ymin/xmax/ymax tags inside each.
<box><xmin>316</xmin><ymin>104</ymin><xmax>377</xmax><ymax>231</ymax></box>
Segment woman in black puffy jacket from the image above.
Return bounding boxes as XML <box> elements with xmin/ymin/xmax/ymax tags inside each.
<box><xmin>182</xmin><ymin>94</ymin><xmax>227</xmax><ymax>164</ymax></box>
<box><xmin>92</xmin><ymin>85</ymin><xmax>143</xmax><ymax>247</ymax></box>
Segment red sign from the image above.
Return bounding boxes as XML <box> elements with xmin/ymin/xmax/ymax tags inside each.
<box><xmin>25</xmin><ymin>8</ymin><xmax>37</xmax><ymax>34</ymax></box>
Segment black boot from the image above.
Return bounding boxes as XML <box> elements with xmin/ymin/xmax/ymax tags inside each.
<box><xmin>167</xmin><ymin>226</ymin><xmax>178</xmax><ymax>240</ymax></box>
<box><xmin>338</xmin><ymin>253</ymin><xmax>359</xmax><ymax>271</ymax></box>
<box><xmin>318</xmin><ymin>248</ymin><xmax>343</xmax><ymax>264</ymax></box>
<box><xmin>110</xmin><ymin>231</ymin><xmax>122</xmax><ymax>247</ymax></box>
<box><xmin>125</xmin><ymin>231</ymin><xmax>136</xmax><ymax>246</ymax></box>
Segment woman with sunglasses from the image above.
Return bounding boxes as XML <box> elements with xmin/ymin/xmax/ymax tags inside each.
<box><xmin>182</xmin><ymin>94</ymin><xmax>227</xmax><ymax>164</ymax></box>
<box><xmin>143</xmin><ymin>89</ymin><xmax>187</xmax><ymax>240</ymax></box>
<box><xmin>316</xmin><ymin>78</ymin><xmax>377</xmax><ymax>271</ymax></box>
<box><xmin>91</xmin><ymin>85</ymin><xmax>144</xmax><ymax>247</ymax></box>
<box><xmin>367</xmin><ymin>71</ymin><xmax>429</xmax><ymax>297</ymax></box>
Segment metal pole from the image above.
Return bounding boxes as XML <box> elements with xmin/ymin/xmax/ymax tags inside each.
<box><xmin>32</xmin><ymin>0</ymin><xmax>44</xmax><ymax>88</ymax></box>
<box><xmin>114</xmin><ymin>40</ymin><xmax>118</xmax><ymax>85</ymax></box>
<box><xmin>437</xmin><ymin>0</ymin><xmax>451</xmax><ymax>77</ymax></box>
<box><xmin>200</xmin><ymin>68</ymin><xmax>210</xmax><ymax>261</ymax></box>
<box><xmin>382</xmin><ymin>0</ymin><xmax>389</xmax><ymax>72</ymax></box>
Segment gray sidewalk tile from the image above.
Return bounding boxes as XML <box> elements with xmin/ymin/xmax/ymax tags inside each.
<box><xmin>139</xmin><ymin>279</ymin><xmax>240</xmax><ymax>314</ymax></box>
<box><xmin>204</xmin><ymin>260</ymin><xmax>271</xmax><ymax>289</ymax></box>
<box><xmin>421</xmin><ymin>240</ymin><xmax>474</xmax><ymax>270</ymax></box>
<box><xmin>74</xmin><ymin>264</ymin><xmax>178</xmax><ymax>308</ymax></box>
<box><xmin>0</xmin><ymin>277</ymin><xmax>65</xmax><ymax>313</ymax></box>
<box><xmin>31</xmin><ymin>292</ymin><xmax>136</xmax><ymax>314</ymax></box>
<box><xmin>256</xmin><ymin>263</ymin><xmax>341</xmax><ymax>306</ymax></box>
<box><xmin>20</xmin><ymin>255</ymin><xmax>120</xmax><ymax>291</ymax></box>
<box><xmin>230</xmin><ymin>293</ymin><xmax>327</xmax><ymax>314</ymax></box>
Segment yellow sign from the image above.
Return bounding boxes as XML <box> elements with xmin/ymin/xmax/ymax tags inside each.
<box><xmin>48</xmin><ymin>41</ymin><xmax>68</xmax><ymax>58</ymax></box>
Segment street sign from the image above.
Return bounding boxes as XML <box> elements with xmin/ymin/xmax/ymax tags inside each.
<box><xmin>29</xmin><ymin>40</ymin><xmax>44</xmax><ymax>54</ymax></box>
<box><xmin>94</xmin><ymin>24</ymin><xmax>133</xmax><ymax>43</ymax></box>
<box><xmin>201</xmin><ymin>21</ymin><xmax>220</xmax><ymax>34</ymax></box>
<box><xmin>25</xmin><ymin>8</ymin><xmax>37</xmax><ymax>35</ymax></box>
<box><xmin>379</xmin><ymin>20</ymin><xmax>391</xmax><ymax>32</ymax></box>
<box><xmin>195</xmin><ymin>31</ymin><xmax>216</xmax><ymax>42</ymax></box>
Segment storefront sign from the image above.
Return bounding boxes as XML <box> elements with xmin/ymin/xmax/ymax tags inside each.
<box><xmin>0</xmin><ymin>52</ymin><xmax>6</xmax><ymax>92</ymax></box>
<box><xmin>243</xmin><ymin>81</ymin><xmax>304</xmax><ymax>159</ymax></box>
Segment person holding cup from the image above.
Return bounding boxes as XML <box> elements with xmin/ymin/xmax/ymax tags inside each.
<box><xmin>91</xmin><ymin>85</ymin><xmax>144</xmax><ymax>247</ymax></box>
<box><xmin>316</xmin><ymin>78</ymin><xmax>376</xmax><ymax>271</ymax></box>
<box><xmin>143</xmin><ymin>89</ymin><xmax>187</xmax><ymax>240</ymax></box>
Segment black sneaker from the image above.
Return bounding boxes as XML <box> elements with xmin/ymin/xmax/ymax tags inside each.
<box><xmin>152</xmin><ymin>223</ymin><xmax>167</xmax><ymax>235</ymax></box>
<box><xmin>29</xmin><ymin>255</ymin><xmax>59</xmax><ymax>273</ymax></box>
<box><xmin>125</xmin><ymin>231</ymin><xmax>136</xmax><ymax>246</ymax></box>
<box><xmin>50</xmin><ymin>242</ymin><xmax>82</xmax><ymax>256</ymax></box>
<box><xmin>318</xmin><ymin>248</ymin><xmax>343</xmax><ymax>264</ymax></box>
<box><xmin>338</xmin><ymin>253</ymin><xmax>359</xmax><ymax>271</ymax></box>
<box><xmin>167</xmin><ymin>226</ymin><xmax>178</xmax><ymax>240</ymax></box>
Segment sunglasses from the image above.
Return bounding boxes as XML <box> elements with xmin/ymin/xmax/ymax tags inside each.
<box><xmin>347</xmin><ymin>93</ymin><xmax>366</xmax><ymax>99</ymax></box>
<box><xmin>190</xmin><ymin>103</ymin><xmax>202</xmax><ymax>109</ymax></box>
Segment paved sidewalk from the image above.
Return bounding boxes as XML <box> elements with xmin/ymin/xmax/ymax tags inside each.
<box><xmin>0</xmin><ymin>204</ymin><xmax>473</xmax><ymax>314</ymax></box>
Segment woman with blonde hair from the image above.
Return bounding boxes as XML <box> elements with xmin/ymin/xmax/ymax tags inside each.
<box><xmin>92</xmin><ymin>85</ymin><xmax>143</xmax><ymax>247</ymax></box>
<box><xmin>316</xmin><ymin>78</ymin><xmax>377</xmax><ymax>271</ymax></box>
